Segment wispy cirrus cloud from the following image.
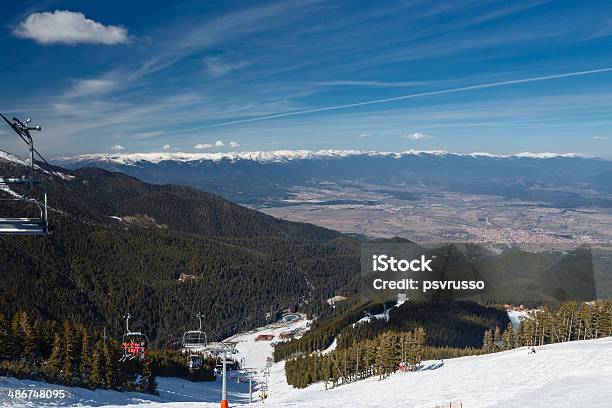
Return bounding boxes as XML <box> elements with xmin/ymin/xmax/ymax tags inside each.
<box><xmin>203</xmin><ymin>56</ymin><xmax>249</xmax><ymax>77</ymax></box>
<box><xmin>133</xmin><ymin>131</ymin><xmax>165</xmax><ymax>140</ymax></box>
<box><xmin>66</xmin><ymin>79</ymin><xmax>119</xmax><ymax>97</ymax></box>
<box><xmin>13</xmin><ymin>10</ymin><xmax>129</xmax><ymax>45</ymax></box>
<box><xmin>110</xmin><ymin>144</ymin><xmax>125</xmax><ymax>150</ymax></box>
<box><xmin>315</xmin><ymin>80</ymin><xmax>426</xmax><ymax>88</ymax></box>
<box><xmin>7</xmin><ymin>1</ymin><xmax>612</xmax><ymax>158</ymax></box>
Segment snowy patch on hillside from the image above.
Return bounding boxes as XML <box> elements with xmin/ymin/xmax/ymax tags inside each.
<box><xmin>508</xmin><ymin>310</ymin><xmax>532</xmax><ymax>330</ymax></box>
<box><xmin>1</xmin><ymin>150</ymin><xmax>69</xmax><ymax>179</ymax></box>
<box><xmin>0</xmin><ymin>151</ymin><xmax>31</xmax><ymax>167</ymax></box>
<box><xmin>321</xmin><ymin>338</ymin><xmax>337</xmax><ymax>355</ymax></box>
<box><xmin>0</xmin><ymin>183</ymin><xmax>21</xmax><ymax>198</ymax></box>
<box><xmin>225</xmin><ymin>315</ymin><xmax>311</xmax><ymax>371</ymax></box>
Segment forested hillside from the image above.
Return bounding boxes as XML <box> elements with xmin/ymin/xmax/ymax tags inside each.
<box><xmin>0</xmin><ymin>154</ymin><xmax>360</xmax><ymax>346</ymax></box>
<box><xmin>0</xmin><ymin>311</ymin><xmax>158</xmax><ymax>394</ymax></box>
<box><xmin>283</xmin><ymin>300</ymin><xmax>612</xmax><ymax>389</ymax></box>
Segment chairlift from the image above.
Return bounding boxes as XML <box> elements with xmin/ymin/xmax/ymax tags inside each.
<box><xmin>0</xmin><ymin>114</ymin><xmax>50</xmax><ymax>235</ymax></box>
<box><xmin>183</xmin><ymin>313</ymin><xmax>207</xmax><ymax>350</ymax></box>
<box><xmin>121</xmin><ymin>314</ymin><xmax>149</xmax><ymax>361</ymax></box>
<box><xmin>187</xmin><ymin>354</ymin><xmax>202</xmax><ymax>370</ymax></box>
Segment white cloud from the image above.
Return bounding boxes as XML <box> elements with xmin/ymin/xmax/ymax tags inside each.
<box><xmin>67</xmin><ymin>79</ymin><xmax>118</xmax><ymax>97</ymax></box>
<box><xmin>403</xmin><ymin>132</ymin><xmax>432</xmax><ymax>141</ymax></box>
<box><xmin>215</xmin><ymin>140</ymin><xmax>225</xmax><ymax>147</ymax></box>
<box><xmin>592</xmin><ymin>136</ymin><xmax>608</xmax><ymax>140</ymax></box>
<box><xmin>162</xmin><ymin>144</ymin><xmax>171</xmax><ymax>150</ymax></box>
<box><xmin>357</xmin><ymin>133</ymin><xmax>369</xmax><ymax>139</ymax></box>
<box><xmin>203</xmin><ymin>56</ymin><xmax>249</xmax><ymax>77</ymax></box>
<box><xmin>110</xmin><ymin>144</ymin><xmax>125</xmax><ymax>150</ymax></box>
<box><xmin>229</xmin><ymin>141</ymin><xmax>240</xmax><ymax>148</ymax></box>
<box><xmin>194</xmin><ymin>143</ymin><xmax>213</xmax><ymax>149</ymax></box>
<box><xmin>14</xmin><ymin>10</ymin><xmax>129</xmax><ymax>45</ymax></box>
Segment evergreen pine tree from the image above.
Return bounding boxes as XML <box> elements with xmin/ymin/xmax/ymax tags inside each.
<box><xmin>80</xmin><ymin>330</ymin><xmax>92</xmax><ymax>386</ymax></box>
<box><xmin>46</xmin><ymin>333</ymin><xmax>63</xmax><ymax>380</ymax></box>
<box><xmin>414</xmin><ymin>327</ymin><xmax>426</xmax><ymax>364</ymax></box>
<box><xmin>502</xmin><ymin>322</ymin><xmax>514</xmax><ymax>350</ymax></box>
<box><xmin>103</xmin><ymin>341</ymin><xmax>117</xmax><ymax>389</ymax></box>
<box><xmin>493</xmin><ymin>326</ymin><xmax>501</xmax><ymax>352</ymax></box>
<box><xmin>482</xmin><ymin>329</ymin><xmax>494</xmax><ymax>353</ymax></box>
<box><xmin>9</xmin><ymin>312</ymin><xmax>23</xmax><ymax>359</ymax></box>
<box><xmin>0</xmin><ymin>313</ymin><xmax>8</xmax><ymax>360</ymax></box>
<box><xmin>90</xmin><ymin>340</ymin><xmax>105</xmax><ymax>389</ymax></box>
<box><xmin>62</xmin><ymin>321</ymin><xmax>75</xmax><ymax>385</ymax></box>
<box><xmin>19</xmin><ymin>312</ymin><xmax>37</xmax><ymax>363</ymax></box>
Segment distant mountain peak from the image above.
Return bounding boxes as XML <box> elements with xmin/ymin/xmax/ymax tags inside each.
<box><xmin>53</xmin><ymin>149</ymin><xmax>595</xmax><ymax>166</ymax></box>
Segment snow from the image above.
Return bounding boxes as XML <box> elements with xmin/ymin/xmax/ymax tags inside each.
<box><xmin>0</xmin><ymin>376</ymin><xmax>250</xmax><ymax>407</ymax></box>
<box><xmin>0</xmin><ymin>150</ymin><xmax>31</xmax><ymax>167</ymax></box>
<box><xmin>0</xmin><ymin>149</ymin><xmax>68</xmax><ymax>179</ymax></box>
<box><xmin>225</xmin><ymin>315</ymin><xmax>311</xmax><ymax>371</ymax></box>
<box><xmin>0</xmin><ymin>183</ymin><xmax>22</xmax><ymax>198</ymax></box>
<box><xmin>257</xmin><ymin>337</ymin><xmax>612</xmax><ymax>408</ymax></box>
<box><xmin>508</xmin><ymin>310</ymin><xmax>532</xmax><ymax>330</ymax></box>
<box><xmin>53</xmin><ymin>149</ymin><xmax>598</xmax><ymax>166</ymax></box>
<box><xmin>2</xmin><ymin>318</ymin><xmax>612</xmax><ymax>407</ymax></box>
<box><xmin>321</xmin><ymin>338</ymin><xmax>337</xmax><ymax>355</ymax></box>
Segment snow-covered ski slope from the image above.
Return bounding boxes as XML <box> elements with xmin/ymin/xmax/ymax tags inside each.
<box><xmin>259</xmin><ymin>336</ymin><xmax>612</xmax><ymax>408</ymax></box>
<box><xmin>0</xmin><ymin>375</ymin><xmax>251</xmax><ymax>407</ymax></box>
<box><xmin>2</xmin><ymin>317</ymin><xmax>612</xmax><ymax>407</ymax></box>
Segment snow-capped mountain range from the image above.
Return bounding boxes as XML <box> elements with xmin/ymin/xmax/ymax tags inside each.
<box><xmin>53</xmin><ymin>149</ymin><xmax>595</xmax><ymax>166</ymax></box>
<box><xmin>50</xmin><ymin>149</ymin><xmax>611</xmax><ymax>208</ymax></box>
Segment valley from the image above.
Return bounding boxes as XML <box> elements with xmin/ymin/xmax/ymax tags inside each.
<box><xmin>55</xmin><ymin>150</ymin><xmax>612</xmax><ymax>250</ymax></box>
<box><xmin>257</xmin><ymin>181</ymin><xmax>612</xmax><ymax>249</ymax></box>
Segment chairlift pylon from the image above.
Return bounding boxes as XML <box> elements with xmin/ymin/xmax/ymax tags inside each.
<box><xmin>0</xmin><ymin>114</ymin><xmax>50</xmax><ymax>235</ymax></box>
<box><xmin>182</xmin><ymin>313</ymin><xmax>207</xmax><ymax>350</ymax></box>
<box><xmin>120</xmin><ymin>313</ymin><xmax>149</xmax><ymax>361</ymax></box>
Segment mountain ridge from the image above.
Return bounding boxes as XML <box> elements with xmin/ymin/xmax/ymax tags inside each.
<box><xmin>50</xmin><ymin>148</ymin><xmax>612</xmax><ymax>208</ymax></box>
<box><xmin>53</xmin><ymin>149</ymin><xmax>599</xmax><ymax>166</ymax></box>
<box><xmin>0</xmin><ymin>154</ymin><xmax>358</xmax><ymax>343</ymax></box>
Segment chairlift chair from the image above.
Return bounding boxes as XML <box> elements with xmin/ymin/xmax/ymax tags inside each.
<box><xmin>187</xmin><ymin>354</ymin><xmax>202</xmax><ymax>370</ymax></box>
<box><xmin>0</xmin><ymin>114</ymin><xmax>49</xmax><ymax>235</ymax></box>
<box><xmin>121</xmin><ymin>314</ymin><xmax>149</xmax><ymax>361</ymax></box>
<box><xmin>183</xmin><ymin>313</ymin><xmax>207</xmax><ymax>350</ymax></box>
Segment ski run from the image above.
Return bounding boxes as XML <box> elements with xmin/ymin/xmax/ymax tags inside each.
<box><xmin>1</xmin><ymin>314</ymin><xmax>612</xmax><ymax>408</ymax></box>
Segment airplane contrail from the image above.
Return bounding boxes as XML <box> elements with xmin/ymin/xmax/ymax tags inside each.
<box><xmin>170</xmin><ymin>67</ymin><xmax>612</xmax><ymax>133</ymax></box>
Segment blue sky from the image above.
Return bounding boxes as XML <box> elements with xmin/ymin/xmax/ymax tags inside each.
<box><xmin>1</xmin><ymin>0</ymin><xmax>612</xmax><ymax>157</ymax></box>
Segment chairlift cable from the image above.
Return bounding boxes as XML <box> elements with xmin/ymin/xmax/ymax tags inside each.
<box><xmin>2</xmin><ymin>116</ymin><xmax>221</xmax><ymax>344</ymax></box>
